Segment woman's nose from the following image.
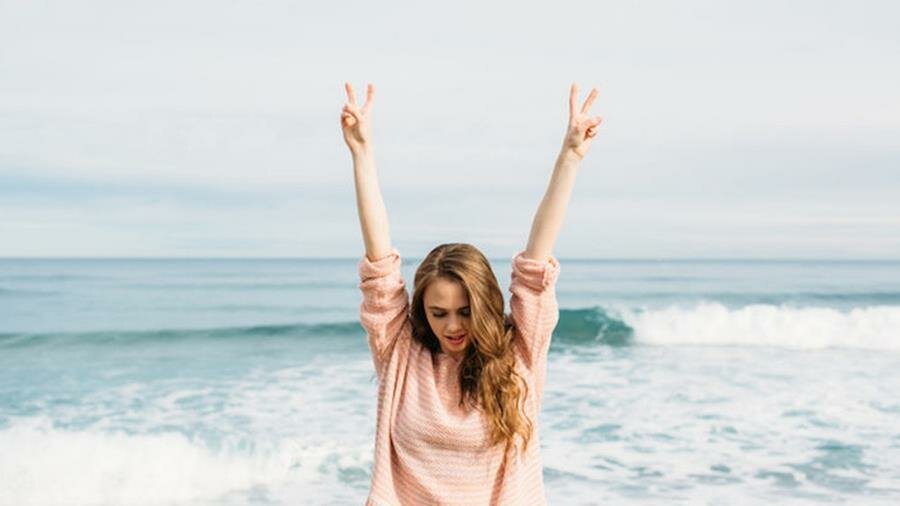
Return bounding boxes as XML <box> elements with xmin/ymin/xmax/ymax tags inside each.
<box><xmin>446</xmin><ymin>316</ymin><xmax>464</xmax><ymax>331</ymax></box>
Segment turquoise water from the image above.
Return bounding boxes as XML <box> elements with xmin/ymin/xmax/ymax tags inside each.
<box><xmin>1</xmin><ymin>257</ymin><xmax>899</xmax><ymax>504</ymax></box>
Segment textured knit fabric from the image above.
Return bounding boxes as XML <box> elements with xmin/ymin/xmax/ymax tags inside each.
<box><xmin>358</xmin><ymin>249</ymin><xmax>561</xmax><ymax>505</ymax></box>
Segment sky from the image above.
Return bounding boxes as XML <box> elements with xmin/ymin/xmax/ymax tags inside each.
<box><xmin>1</xmin><ymin>0</ymin><xmax>898</xmax><ymax>258</ymax></box>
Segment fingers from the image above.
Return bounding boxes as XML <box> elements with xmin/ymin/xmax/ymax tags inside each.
<box><xmin>573</xmin><ymin>115</ymin><xmax>602</xmax><ymax>134</ymax></box>
<box><xmin>361</xmin><ymin>83</ymin><xmax>374</xmax><ymax>114</ymax></box>
<box><xmin>569</xmin><ymin>82</ymin><xmax>578</xmax><ymax>119</ymax></box>
<box><xmin>342</xmin><ymin>92</ymin><xmax>359</xmax><ymax>126</ymax></box>
<box><xmin>585</xmin><ymin>115</ymin><xmax>602</xmax><ymax>138</ymax></box>
<box><xmin>344</xmin><ymin>82</ymin><xmax>357</xmax><ymax>106</ymax></box>
<box><xmin>342</xmin><ymin>103</ymin><xmax>361</xmax><ymax>122</ymax></box>
<box><xmin>581</xmin><ymin>87</ymin><xmax>599</xmax><ymax>114</ymax></box>
<box><xmin>344</xmin><ymin>82</ymin><xmax>374</xmax><ymax>115</ymax></box>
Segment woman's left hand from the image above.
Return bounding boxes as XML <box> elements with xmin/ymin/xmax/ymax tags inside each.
<box><xmin>561</xmin><ymin>83</ymin><xmax>603</xmax><ymax>160</ymax></box>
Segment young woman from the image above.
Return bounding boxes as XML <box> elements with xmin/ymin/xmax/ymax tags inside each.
<box><xmin>341</xmin><ymin>82</ymin><xmax>601</xmax><ymax>505</ymax></box>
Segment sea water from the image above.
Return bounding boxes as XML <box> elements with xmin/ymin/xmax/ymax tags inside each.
<box><xmin>1</xmin><ymin>257</ymin><xmax>899</xmax><ymax>505</ymax></box>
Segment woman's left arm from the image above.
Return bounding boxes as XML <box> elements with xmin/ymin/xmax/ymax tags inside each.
<box><xmin>523</xmin><ymin>83</ymin><xmax>602</xmax><ymax>261</ymax></box>
<box><xmin>509</xmin><ymin>83</ymin><xmax>602</xmax><ymax>386</ymax></box>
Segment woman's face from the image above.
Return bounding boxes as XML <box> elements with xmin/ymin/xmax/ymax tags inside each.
<box><xmin>423</xmin><ymin>277</ymin><xmax>471</xmax><ymax>358</ymax></box>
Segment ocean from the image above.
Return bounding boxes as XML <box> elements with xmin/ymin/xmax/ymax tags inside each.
<box><xmin>1</xmin><ymin>256</ymin><xmax>899</xmax><ymax>505</ymax></box>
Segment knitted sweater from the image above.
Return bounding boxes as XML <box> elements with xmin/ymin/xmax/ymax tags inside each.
<box><xmin>358</xmin><ymin>249</ymin><xmax>561</xmax><ymax>506</ymax></box>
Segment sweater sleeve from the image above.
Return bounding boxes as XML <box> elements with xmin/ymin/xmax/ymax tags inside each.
<box><xmin>358</xmin><ymin>248</ymin><xmax>410</xmax><ymax>379</ymax></box>
<box><xmin>509</xmin><ymin>251</ymin><xmax>561</xmax><ymax>387</ymax></box>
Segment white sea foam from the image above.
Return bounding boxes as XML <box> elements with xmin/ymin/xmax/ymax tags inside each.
<box><xmin>619</xmin><ymin>304</ymin><xmax>900</xmax><ymax>350</ymax></box>
<box><xmin>540</xmin><ymin>347</ymin><xmax>900</xmax><ymax>504</ymax></box>
<box><xmin>0</xmin><ymin>416</ymin><xmax>316</xmax><ymax>506</ymax></box>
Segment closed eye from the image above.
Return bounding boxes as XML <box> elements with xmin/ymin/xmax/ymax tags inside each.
<box><xmin>431</xmin><ymin>309</ymin><xmax>471</xmax><ymax>318</ymax></box>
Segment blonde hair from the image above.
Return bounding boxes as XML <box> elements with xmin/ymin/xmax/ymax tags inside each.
<box><xmin>410</xmin><ymin>243</ymin><xmax>533</xmax><ymax>456</ymax></box>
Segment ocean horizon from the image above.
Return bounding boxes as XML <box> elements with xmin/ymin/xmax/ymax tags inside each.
<box><xmin>2</xmin><ymin>256</ymin><xmax>899</xmax><ymax>504</ymax></box>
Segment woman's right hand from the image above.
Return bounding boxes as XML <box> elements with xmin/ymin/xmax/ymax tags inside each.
<box><xmin>341</xmin><ymin>82</ymin><xmax>374</xmax><ymax>153</ymax></box>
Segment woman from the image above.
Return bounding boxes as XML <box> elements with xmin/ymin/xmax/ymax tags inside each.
<box><xmin>341</xmin><ymin>82</ymin><xmax>601</xmax><ymax>505</ymax></box>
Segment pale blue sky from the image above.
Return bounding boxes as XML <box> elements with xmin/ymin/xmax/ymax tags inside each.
<box><xmin>1</xmin><ymin>0</ymin><xmax>898</xmax><ymax>258</ymax></box>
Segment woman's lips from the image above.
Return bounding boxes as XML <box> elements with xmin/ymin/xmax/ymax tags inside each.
<box><xmin>445</xmin><ymin>334</ymin><xmax>466</xmax><ymax>344</ymax></box>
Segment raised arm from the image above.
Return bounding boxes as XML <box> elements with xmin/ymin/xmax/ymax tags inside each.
<box><xmin>341</xmin><ymin>82</ymin><xmax>392</xmax><ymax>261</ymax></box>
<box><xmin>509</xmin><ymin>83</ymin><xmax>602</xmax><ymax>391</ymax></box>
<box><xmin>523</xmin><ymin>83</ymin><xmax>603</xmax><ymax>261</ymax></box>
<box><xmin>343</xmin><ymin>83</ymin><xmax>409</xmax><ymax>377</ymax></box>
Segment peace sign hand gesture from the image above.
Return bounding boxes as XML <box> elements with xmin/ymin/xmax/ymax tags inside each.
<box><xmin>340</xmin><ymin>82</ymin><xmax>375</xmax><ymax>153</ymax></box>
<box><xmin>561</xmin><ymin>83</ymin><xmax>603</xmax><ymax>160</ymax></box>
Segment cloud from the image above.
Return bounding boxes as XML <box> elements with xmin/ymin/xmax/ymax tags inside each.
<box><xmin>1</xmin><ymin>0</ymin><xmax>899</xmax><ymax>257</ymax></box>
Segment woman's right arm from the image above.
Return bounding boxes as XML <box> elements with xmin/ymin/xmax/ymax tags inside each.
<box><xmin>341</xmin><ymin>82</ymin><xmax>392</xmax><ymax>261</ymax></box>
<box><xmin>342</xmin><ymin>83</ymin><xmax>409</xmax><ymax>376</ymax></box>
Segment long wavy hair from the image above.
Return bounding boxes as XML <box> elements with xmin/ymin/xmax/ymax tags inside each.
<box><xmin>410</xmin><ymin>243</ymin><xmax>533</xmax><ymax>456</ymax></box>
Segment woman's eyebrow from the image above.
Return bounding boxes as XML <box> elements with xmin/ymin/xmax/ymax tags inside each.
<box><xmin>427</xmin><ymin>305</ymin><xmax>470</xmax><ymax>311</ymax></box>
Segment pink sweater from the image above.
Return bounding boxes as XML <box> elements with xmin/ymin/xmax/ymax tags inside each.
<box><xmin>358</xmin><ymin>249</ymin><xmax>561</xmax><ymax>505</ymax></box>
